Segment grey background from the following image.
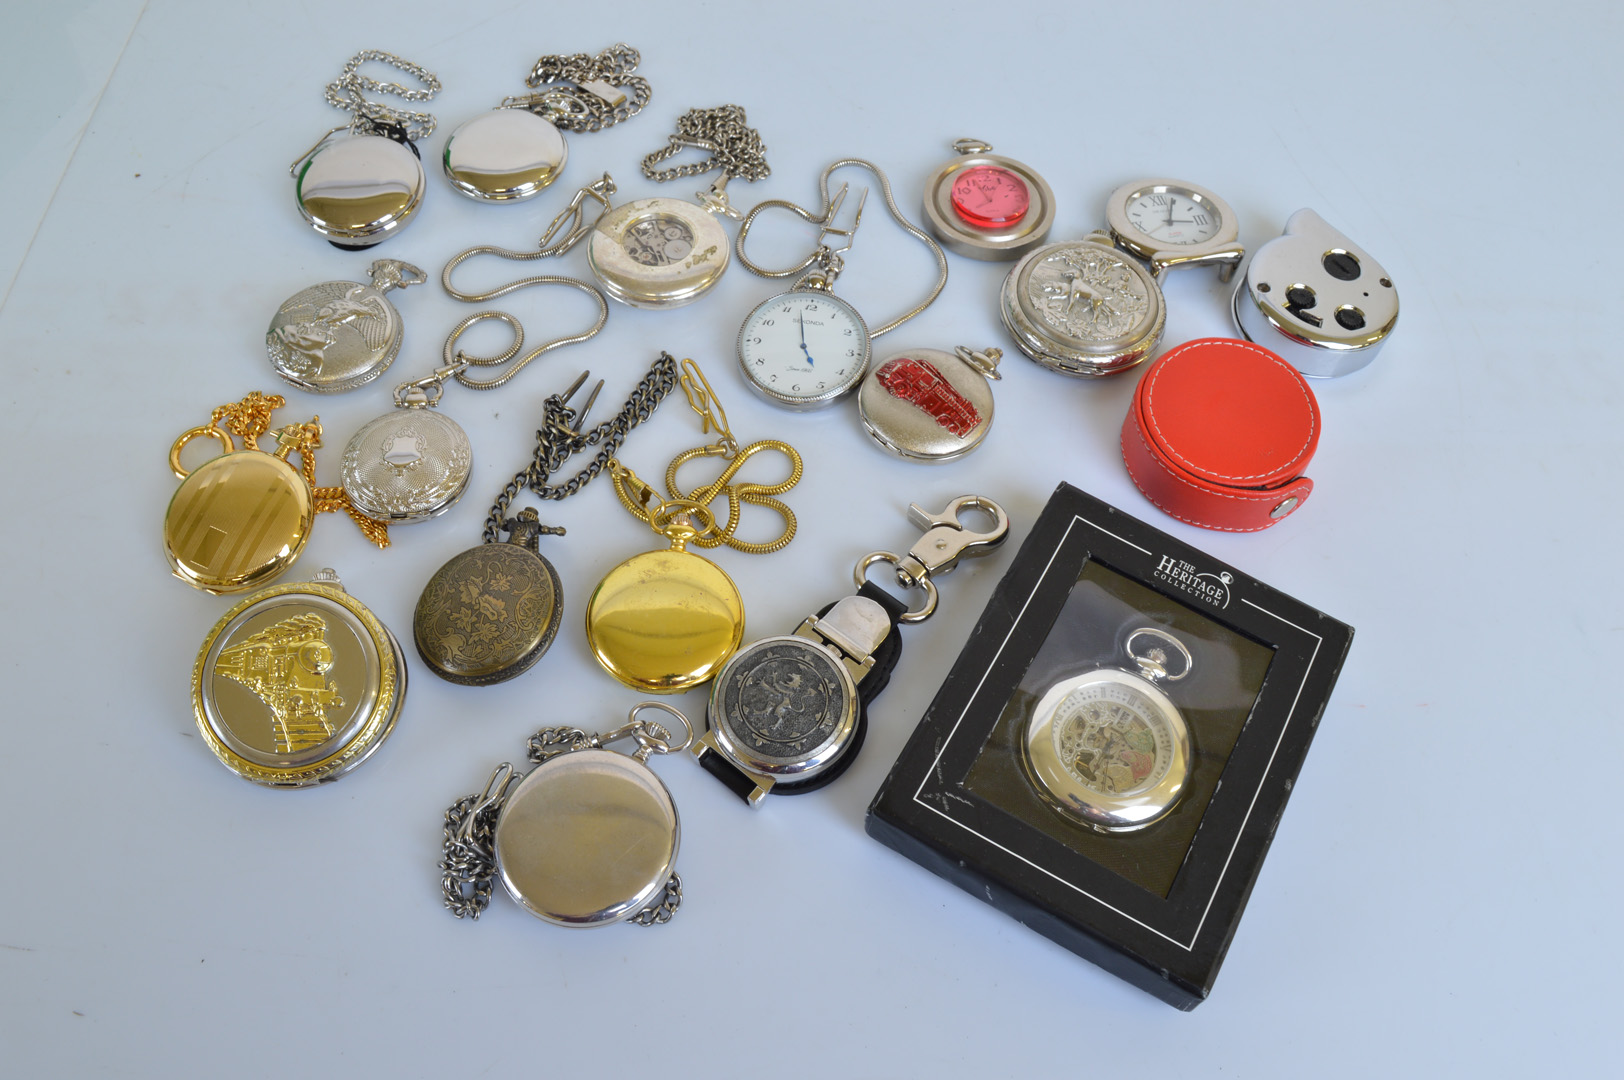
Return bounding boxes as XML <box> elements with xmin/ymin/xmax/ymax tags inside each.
<box><xmin>2</xmin><ymin>2</ymin><xmax>1616</xmax><ymax>1076</ymax></box>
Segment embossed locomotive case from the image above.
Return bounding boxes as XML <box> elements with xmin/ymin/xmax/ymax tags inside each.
<box><xmin>866</xmin><ymin>482</ymin><xmax>1353</xmax><ymax>1009</ymax></box>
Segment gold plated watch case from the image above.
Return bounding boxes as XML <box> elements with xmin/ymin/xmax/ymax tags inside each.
<box><xmin>922</xmin><ymin>140</ymin><xmax>1055</xmax><ymax>261</ymax></box>
<box><xmin>586</xmin><ymin>197</ymin><xmax>730</xmax><ymax>309</ymax></box>
<box><xmin>1000</xmin><ymin>231</ymin><xmax>1167</xmax><ymax>377</ymax></box>
<box><xmin>295</xmin><ymin>132</ymin><xmax>426</xmax><ymax>249</ymax></box>
<box><xmin>192</xmin><ymin>571</ymin><xmax>406</xmax><ymax>787</ymax></box>
<box><xmin>442</xmin><ymin>108</ymin><xmax>568</xmax><ymax>201</ymax></box>
<box><xmin>165</xmin><ymin>427</ymin><xmax>313</xmax><ymax>595</ymax></box>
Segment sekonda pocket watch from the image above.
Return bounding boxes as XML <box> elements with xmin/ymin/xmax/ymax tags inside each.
<box><xmin>1105</xmin><ymin>178</ymin><xmax>1244</xmax><ymax>281</ymax></box>
<box><xmin>441</xmin><ymin>44</ymin><xmax>650</xmax><ymax>202</ymax></box>
<box><xmin>290</xmin><ymin>51</ymin><xmax>440</xmax><ymax>249</ymax></box>
<box><xmin>440</xmin><ymin>703</ymin><xmax>691</xmax><ymax>927</ymax></box>
<box><xmin>1000</xmin><ymin>230</ymin><xmax>1166</xmax><ymax>377</ymax></box>
<box><xmin>695</xmin><ymin>497</ymin><xmax>1008</xmax><ymax>805</ymax></box>
<box><xmin>1022</xmin><ymin>628</ymin><xmax>1193</xmax><ymax>833</ymax></box>
<box><xmin>266</xmin><ymin>259</ymin><xmax>426</xmax><ymax>393</ymax></box>
<box><xmin>192</xmin><ymin>569</ymin><xmax>406</xmax><ymax>787</ymax></box>
<box><xmin>922</xmin><ymin>139</ymin><xmax>1055</xmax><ymax>261</ymax></box>
<box><xmin>734</xmin><ymin>158</ymin><xmax>948</xmax><ymax>410</ymax></box>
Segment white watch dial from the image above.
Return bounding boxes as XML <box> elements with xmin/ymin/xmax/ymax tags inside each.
<box><xmin>737</xmin><ymin>291</ymin><xmax>871</xmax><ymax>409</ymax></box>
<box><xmin>1124</xmin><ymin>190</ymin><xmax>1221</xmax><ymax>246</ymax></box>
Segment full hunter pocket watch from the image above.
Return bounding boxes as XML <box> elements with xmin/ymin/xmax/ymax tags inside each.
<box><xmin>290</xmin><ymin>51</ymin><xmax>440</xmax><ymax>249</ymax></box>
<box><xmin>921</xmin><ymin>139</ymin><xmax>1055</xmax><ymax>261</ymax></box>
<box><xmin>694</xmin><ymin>496</ymin><xmax>1009</xmax><ymax>805</ymax></box>
<box><xmin>266</xmin><ymin>259</ymin><xmax>426</xmax><ymax>393</ymax></box>
<box><xmin>734</xmin><ymin>158</ymin><xmax>948</xmax><ymax>409</ymax></box>
<box><xmin>440</xmin><ymin>702</ymin><xmax>692</xmax><ymax>926</ymax></box>
<box><xmin>441</xmin><ymin>44</ymin><xmax>650</xmax><ymax>202</ymax></box>
<box><xmin>192</xmin><ymin>569</ymin><xmax>406</xmax><ymax>787</ymax></box>
<box><xmin>1022</xmin><ymin>628</ymin><xmax>1193</xmax><ymax>833</ymax></box>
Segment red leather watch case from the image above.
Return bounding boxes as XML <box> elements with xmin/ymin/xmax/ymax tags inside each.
<box><xmin>1120</xmin><ymin>338</ymin><xmax>1320</xmax><ymax>532</ymax></box>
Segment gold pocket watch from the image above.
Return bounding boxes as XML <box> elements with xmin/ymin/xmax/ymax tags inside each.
<box><xmin>164</xmin><ymin>392</ymin><xmax>389</xmax><ymax>594</ymax></box>
<box><xmin>192</xmin><ymin>569</ymin><xmax>405</xmax><ymax>787</ymax></box>
<box><xmin>588</xmin><ymin>361</ymin><xmax>802</xmax><ymax>693</ymax></box>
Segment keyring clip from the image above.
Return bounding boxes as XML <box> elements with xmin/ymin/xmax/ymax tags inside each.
<box><xmin>854</xmin><ymin>495</ymin><xmax>1010</xmax><ymax>623</ymax></box>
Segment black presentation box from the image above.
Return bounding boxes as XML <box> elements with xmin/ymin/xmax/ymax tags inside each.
<box><xmin>866</xmin><ymin>482</ymin><xmax>1353</xmax><ymax>1009</ymax></box>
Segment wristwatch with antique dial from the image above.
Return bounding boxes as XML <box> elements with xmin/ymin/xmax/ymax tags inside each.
<box><xmin>266</xmin><ymin>259</ymin><xmax>426</xmax><ymax>393</ymax></box>
<box><xmin>1000</xmin><ymin>230</ymin><xmax>1166</xmax><ymax>377</ymax></box>
<box><xmin>1105</xmin><ymin>178</ymin><xmax>1244</xmax><ymax>281</ymax></box>
<box><xmin>922</xmin><ymin>139</ymin><xmax>1055</xmax><ymax>261</ymax></box>
<box><xmin>1022</xmin><ymin>628</ymin><xmax>1193</xmax><ymax>833</ymax></box>
<box><xmin>857</xmin><ymin>345</ymin><xmax>1001</xmax><ymax>462</ymax></box>
<box><xmin>192</xmin><ymin>569</ymin><xmax>406</xmax><ymax>787</ymax></box>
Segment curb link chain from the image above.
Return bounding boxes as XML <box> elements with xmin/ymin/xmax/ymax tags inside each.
<box><xmin>323</xmin><ymin>50</ymin><xmax>441</xmax><ymax>142</ymax></box>
<box><xmin>516</xmin><ymin>43</ymin><xmax>651</xmax><ymax>132</ymax></box>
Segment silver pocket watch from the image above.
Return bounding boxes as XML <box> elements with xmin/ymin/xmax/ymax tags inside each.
<box><xmin>441</xmin><ymin>703</ymin><xmax>692</xmax><ymax>927</ymax></box>
<box><xmin>734</xmin><ymin>158</ymin><xmax>948</xmax><ymax>410</ymax></box>
<box><xmin>266</xmin><ymin>259</ymin><xmax>426</xmax><ymax>393</ymax></box>
<box><xmin>340</xmin><ymin>368</ymin><xmax>473</xmax><ymax>524</ymax></box>
<box><xmin>1022</xmin><ymin>628</ymin><xmax>1193</xmax><ymax>833</ymax></box>
<box><xmin>922</xmin><ymin>139</ymin><xmax>1055</xmax><ymax>261</ymax></box>
<box><xmin>441</xmin><ymin>44</ymin><xmax>650</xmax><ymax>203</ymax></box>
<box><xmin>857</xmin><ymin>346</ymin><xmax>1002</xmax><ymax>462</ymax></box>
<box><xmin>290</xmin><ymin>51</ymin><xmax>440</xmax><ymax>249</ymax></box>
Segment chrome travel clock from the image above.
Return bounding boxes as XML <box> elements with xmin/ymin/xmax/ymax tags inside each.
<box><xmin>1105</xmin><ymin>178</ymin><xmax>1244</xmax><ymax>280</ymax></box>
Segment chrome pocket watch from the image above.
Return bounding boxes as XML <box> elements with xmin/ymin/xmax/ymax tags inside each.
<box><xmin>291</xmin><ymin>51</ymin><xmax>439</xmax><ymax>249</ymax></box>
<box><xmin>922</xmin><ymin>139</ymin><xmax>1055</xmax><ymax>261</ymax></box>
<box><xmin>266</xmin><ymin>259</ymin><xmax>426</xmax><ymax>393</ymax></box>
<box><xmin>734</xmin><ymin>159</ymin><xmax>948</xmax><ymax>410</ymax></box>
<box><xmin>1001</xmin><ymin>230</ymin><xmax>1166</xmax><ymax>377</ymax></box>
<box><xmin>340</xmin><ymin>368</ymin><xmax>473</xmax><ymax>524</ymax></box>
<box><xmin>413</xmin><ymin>359</ymin><xmax>680</xmax><ymax>685</ymax></box>
<box><xmin>1022</xmin><ymin>628</ymin><xmax>1193</xmax><ymax>833</ymax></box>
<box><xmin>857</xmin><ymin>345</ymin><xmax>1002</xmax><ymax>462</ymax></box>
<box><xmin>1104</xmin><ymin>178</ymin><xmax>1244</xmax><ymax>280</ymax></box>
<box><xmin>164</xmin><ymin>392</ymin><xmax>389</xmax><ymax>594</ymax></box>
<box><xmin>441</xmin><ymin>44</ymin><xmax>650</xmax><ymax>202</ymax></box>
<box><xmin>192</xmin><ymin>569</ymin><xmax>406</xmax><ymax>787</ymax></box>
<box><xmin>1231</xmin><ymin>208</ymin><xmax>1399</xmax><ymax>378</ymax></box>
<box><xmin>695</xmin><ymin>497</ymin><xmax>1009</xmax><ymax>805</ymax></box>
<box><xmin>440</xmin><ymin>703</ymin><xmax>691</xmax><ymax>926</ymax></box>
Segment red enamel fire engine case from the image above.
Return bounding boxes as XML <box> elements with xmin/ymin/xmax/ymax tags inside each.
<box><xmin>1120</xmin><ymin>338</ymin><xmax>1320</xmax><ymax>532</ymax></box>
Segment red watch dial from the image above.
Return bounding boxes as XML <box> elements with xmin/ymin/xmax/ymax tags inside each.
<box><xmin>950</xmin><ymin>166</ymin><xmax>1030</xmax><ymax>228</ymax></box>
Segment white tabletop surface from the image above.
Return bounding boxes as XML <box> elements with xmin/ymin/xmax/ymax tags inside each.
<box><xmin>3</xmin><ymin>2</ymin><xmax>1618</xmax><ymax>1076</ymax></box>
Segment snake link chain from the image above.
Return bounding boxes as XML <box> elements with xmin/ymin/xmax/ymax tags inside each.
<box><xmin>323</xmin><ymin>50</ymin><xmax>441</xmax><ymax>142</ymax></box>
<box><xmin>480</xmin><ymin>353</ymin><xmax>680</xmax><ymax>544</ymax></box>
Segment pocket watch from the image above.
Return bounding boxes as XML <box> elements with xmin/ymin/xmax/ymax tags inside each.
<box><xmin>1000</xmin><ymin>230</ymin><xmax>1166</xmax><ymax>377</ymax></box>
<box><xmin>164</xmin><ymin>392</ymin><xmax>389</xmax><ymax>594</ymax></box>
<box><xmin>588</xmin><ymin>362</ymin><xmax>801</xmax><ymax>693</ymax></box>
<box><xmin>1104</xmin><ymin>178</ymin><xmax>1244</xmax><ymax>280</ymax></box>
<box><xmin>922</xmin><ymin>139</ymin><xmax>1055</xmax><ymax>261</ymax></box>
<box><xmin>440</xmin><ymin>703</ymin><xmax>691</xmax><ymax>926</ymax></box>
<box><xmin>192</xmin><ymin>569</ymin><xmax>406</xmax><ymax>787</ymax></box>
<box><xmin>441</xmin><ymin>44</ymin><xmax>650</xmax><ymax>202</ymax></box>
<box><xmin>1231</xmin><ymin>208</ymin><xmax>1399</xmax><ymax>378</ymax></box>
<box><xmin>695</xmin><ymin>496</ymin><xmax>1009</xmax><ymax>805</ymax></box>
<box><xmin>578</xmin><ymin>105</ymin><xmax>770</xmax><ymax>309</ymax></box>
<box><xmin>857</xmin><ymin>345</ymin><xmax>1001</xmax><ymax>462</ymax></box>
<box><xmin>413</xmin><ymin>358</ymin><xmax>680</xmax><ymax>685</ymax></box>
<box><xmin>339</xmin><ymin>368</ymin><xmax>472</xmax><ymax>524</ymax></box>
<box><xmin>266</xmin><ymin>259</ymin><xmax>426</xmax><ymax>393</ymax></box>
<box><xmin>1022</xmin><ymin>628</ymin><xmax>1193</xmax><ymax>833</ymax></box>
<box><xmin>734</xmin><ymin>159</ymin><xmax>948</xmax><ymax>409</ymax></box>
<box><xmin>291</xmin><ymin>51</ymin><xmax>439</xmax><ymax>249</ymax></box>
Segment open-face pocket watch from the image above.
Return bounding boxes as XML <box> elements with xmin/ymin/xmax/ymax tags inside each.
<box><xmin>266</xmin><ymin>259</ymin><xmax>426</xmax><ymax>393</ymax></box>
<box><xmin>694</xmin><ymin>496</ymin><xmax>1008</xmax><ymax>805</ymax></box>
<box><xmin>440</xmin><ymin>703</ymin><xmax>691</xmax><ymax>926</ymax></box>
<box><xmin>192</xmin><ymin>570</ymin><xmax>406</xmax><ymax>787</ymax></box>
<box><xmin>441</xmin><ymin>44</ymin><xmax>650</xmax><ymax>202</ymax></box>
<box><xmin>1022</xmin><ymin>628</ymin><xmax>1193</xmax><ymax>833</ymax></box>
<box><xmin>734</xmin><ymin>158</ymin><xmax>948</xmax><ymax>410</ymax></box>
<box><xmin>1104</xmin><ymin>178</ymin><xmax>1244</xmax><ymax>281</ymax></box>
<box><xmin>164</xmin><ymin>392</ymin><xmax>389</xmax><ymax>594</ymax></box>
<box><xmin>922</xmin><ymin>139</ymin><xmax>1055</xmax><ymax>261</ymax></box>
<box><xmin>290</xmin><ymin>51</ymin><xmax>439</xmax><ymax>249</ymax></box>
